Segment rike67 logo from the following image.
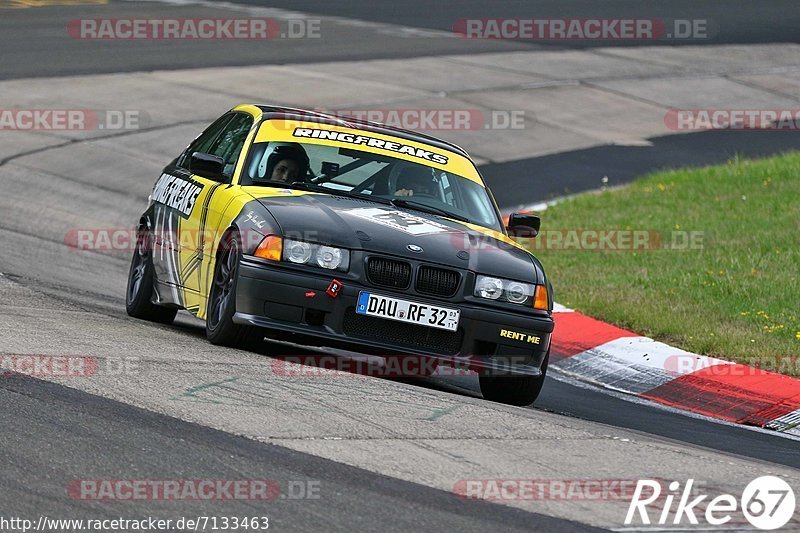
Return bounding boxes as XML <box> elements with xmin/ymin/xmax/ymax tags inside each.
<box><xmin>626</xmin><ymin>476</ymin><xmax>796</xmax><ymax>530</ymax></box>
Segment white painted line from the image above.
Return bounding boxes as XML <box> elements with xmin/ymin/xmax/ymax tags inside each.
<box><xmin>554</xmin><ymin>336</ymin><xmax>732</xmax><ymax>394</ymax></box>
<box><xmin>765</xmin><ymin>408</ymin><xmax>800</xmax><ymax>436</ymax></box>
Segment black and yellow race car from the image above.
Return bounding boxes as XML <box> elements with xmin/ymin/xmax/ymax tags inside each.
<box><xmin>126</xmin><ymin>105</ymin><xmax>553</xmax><ymax>405</ymax></box>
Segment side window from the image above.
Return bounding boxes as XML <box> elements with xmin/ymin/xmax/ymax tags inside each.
<box><xmin>205</xmin><ymin>113</ymin><xmax>254</xmax><ymax>178</ymax></box>
<box><xmin>177</xmin><ymin>114</ymin><xmax>235</xmax><ymax>169</ymax></box>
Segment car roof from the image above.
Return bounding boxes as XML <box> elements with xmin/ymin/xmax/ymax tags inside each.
<box><xmin>254</xmin><ymin>105</ymin><xmax>472</xmax><ymax>160</ymax></box>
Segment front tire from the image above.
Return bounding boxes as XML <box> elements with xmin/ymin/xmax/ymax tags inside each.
<box><xmin>206</xmin><ymin>232</ymin><xmax>262</xmax><ymax>348</ymax></box>
<box><xmin>126</xmin><ymin>224</ymin><xmax>178</xmax><ymax>324</ymax></box>
<box><xmin>479</xmin><ymin>350</ymin><xmax>549</xmax><ymax>406</ymax></box>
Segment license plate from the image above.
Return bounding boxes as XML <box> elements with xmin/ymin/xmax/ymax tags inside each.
<box><xmin>356</xmin><ymin>291</ymin><xmax>460</xmax><ymax>332</ymax></box>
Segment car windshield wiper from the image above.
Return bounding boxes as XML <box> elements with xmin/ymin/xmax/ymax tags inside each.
<box><xmin>251</xmin><ymin>179</ymin><xmax>313</xmax><ymax>191</ymax></box>
<box><xmin>268</xmin><ymin>181</ymin><xmax>364</xmax><ymax>197</ymax></box>
<box><xmin>313</xmin><ymin>186</ymin><xmax>392</xmax><ymax>205</ymax></box>
<box><xmin>282</xmin><ymin>181</ymin><xmax>317</xmax><ymax>191</ymax></box>
<box><xmin>390</xmin><ymin>198</ymin><xmax>471</xmax><ymax>223</ymax></box>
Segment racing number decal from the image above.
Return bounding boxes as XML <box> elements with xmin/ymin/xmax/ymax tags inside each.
<box><xmin>346</xmin><ymin>207</ymin><xmax>452</xmax><ymax>235</ymax></box>
<box><xmin>375</xmin><ymin>212</ymin><xmax>420</xmax><ymax>227</ymax></box>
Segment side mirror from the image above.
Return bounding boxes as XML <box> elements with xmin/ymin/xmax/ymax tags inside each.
<box><xmin>507</xmin><ymin>213</ymin><xmax>541</xmax><ymax>238</ymax></box>
<box><xmin>189</xmin><ymin>152</ymin><xmax>226</xmax><ymax>181</ymax></box>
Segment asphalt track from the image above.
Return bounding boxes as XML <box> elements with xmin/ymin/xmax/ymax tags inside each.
<box><xmin>230</xmin><ymin>0</ymin><xmax>800</xmax><ymax>47</ymax></box>
<box><xmin>0</xmin><ymin>1</ymin><xmax>529</xmax><ymax>80</ymax></box>
<box><xmin>4</xmin><ymin>0</ymin><xmax>795</xmax><ymax>81</ymax></box>
<box><xmin>1</xmin><ymin>1</ymin><xmax>800</xmax><ymax>531</ymax></box>
<box><xmin>485</xmin><ymin>129</ymin><xmax>800</xmax><ymax>206</ymax></box>
<box><xmin>0</xmin><ymin>374</ymin><xmax>600</xmax><ymax>531</ymax></box>
<box><xmin>3</xmin><ymin>1</ymin><xmax>799</xmax><ymax>202</ymax></box>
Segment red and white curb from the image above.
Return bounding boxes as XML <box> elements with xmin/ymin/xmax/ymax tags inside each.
<box><xmin>503</xmin><ymin>204</ymin><xmax>800</xmax><ymax>435</ymax></box>
<box><xmin>550</xmin><ymin>306</ymin><xmax>800</xmax><ymax>437</ymax></box>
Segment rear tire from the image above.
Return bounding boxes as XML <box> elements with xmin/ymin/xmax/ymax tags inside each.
<box><xmin>126</xmin><ymin>224</ymin><xmax>178</xmax><ymax>324</ymax></box>
<box><xmin>479</xmin><ymin>350</ymin><xmax>549</xmax><ymax>406</ymax></box>
<box><xmin>206</xmin><ymin>231</ymin><xmax>263</xmax><ymax>348</ymax></box>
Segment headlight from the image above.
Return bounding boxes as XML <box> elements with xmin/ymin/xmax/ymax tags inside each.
<box><xmin>285</xmin><ymin>240</ymin><xmax>312</xmax><ymax>263</ymax></box>
<box><xmin>475</xmin><ymin>276</ymin><xmax>504</xmax><ymax>300</ymax></box>
<box><xmin>505</xmin><ymin>281</ymin><xmax>532</xmax><ymax>304</ymax></box>
<box><xmin>474</xmin><ymin>275</ymin><xmax>538</xmax><ymax>307</ymax></box>
<box><xmin>281</xmin><ymin>239</ymin><xmax>350</xmax><ymax>271</ymax></box>
<box><xmin>316</xmin><ymin>246</ymin><xmax>343</xmax><ymax>269</ymax></box>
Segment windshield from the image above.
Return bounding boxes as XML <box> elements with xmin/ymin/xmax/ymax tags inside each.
<box><xmin>241</xmin><ymin>141</ymin><xmax>503</xmax><ymax>231</ymax></box>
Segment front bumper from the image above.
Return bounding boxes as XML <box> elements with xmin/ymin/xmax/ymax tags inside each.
<box><xmin>234</xmin><ymin>257</ymin><xmax>554</xmax><ymax>376</ymax></box>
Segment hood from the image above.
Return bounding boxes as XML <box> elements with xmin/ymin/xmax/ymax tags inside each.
<box><xmin>254</xmin><ymin>193</ymin><xmax>544</xmax><ymax>284</ymax></box>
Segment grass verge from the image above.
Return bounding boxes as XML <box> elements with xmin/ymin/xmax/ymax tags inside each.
<box><xmin>523</xmin><ymin>152</ymin><xmax>800</xmax><ymax>374</ymax></box>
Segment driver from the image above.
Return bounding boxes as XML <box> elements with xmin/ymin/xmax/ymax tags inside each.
<box><xmin>258</xmin><ymin>142</ymin><xmax>310</xmax><ymax>183</ymax></box>
<box><xmin>394</xmin><ymin>165</ymin><xmax>438</xmax><ymax>197</ymax></box>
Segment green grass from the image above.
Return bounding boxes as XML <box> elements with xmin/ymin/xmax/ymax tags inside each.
<box><xmin>522</xmin><ymin>151</ymin><xmax>800</xmax><ymax>374</ymax></box>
